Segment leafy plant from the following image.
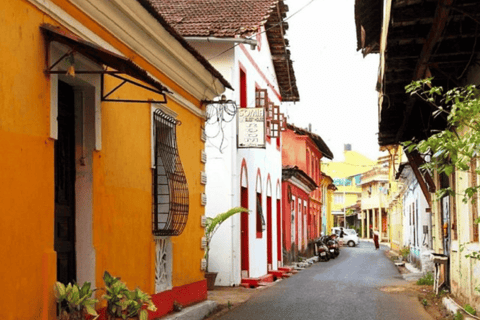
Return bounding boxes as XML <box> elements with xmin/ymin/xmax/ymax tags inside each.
<box><xmin>54</xmin><ymin>281</ymin><xmax>98</xmax><ymax>320</ymax></box>
<box><xmin>399</xmin><ymin>246</ymin><xmax>410</xmax><ymax>260</ymax></box>
<box><xmin>454</xmin><ymin>310</ymin><xmax>463</xmax><ymax>320</ymax></box>
<box><xmin>404</xmin><ymin>78</ymin><xmax>480</xmax><ymax>293</ymax></box>
<box><xmin>204</xmin><ymin>207</ymin><xmax>249</xmax><ymax>272</ymax></box>
<box><xmin>422</xmin><ymin>298</ymin><xmax>428</xmax><ymax>306</ymax></box>
<box><xmin>103</xmin><ymin>271</ymin><xmax>156</xmax><ymax>320</ymax></box>
<box><xmin>416</xmin><ymin>272</ymin><xmax>434</xmax><ymax>286</ymax></box>
<box><xmin>464</xmin><ymin>304</ymin><xmax>476</xmax><ymax>315</ymax></box>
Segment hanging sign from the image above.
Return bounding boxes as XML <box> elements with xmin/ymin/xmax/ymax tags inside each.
<box><xmin>237</xmin><ymin>108</ymin><xmax>266</xmax><ymax>148</ymax></box>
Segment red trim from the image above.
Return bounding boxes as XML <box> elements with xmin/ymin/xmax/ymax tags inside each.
<box><xmin>241</xmin><ymin>186</ymin><xmax>249</xmax><ymax>273</ymax></box>
<box><xmin>96</xmin><ymin>280</ymin><xmax>207</xmax><ymax>320</ymax></box>
<box><xmin>239</xmin><ymin>44</ymin><xmax>281</xmax><ymax>101</ymax></box>
<box><xmin>276</xmin><ymin>198</ymin><xmax>282</xmax><ymax>264</ymax></box>
<box><xmin>267</xmin><ymin>195</ymin><xmax>273</xmax><ymax>265</ymax></box>
<box><xmin>239</xmin><ymin>63</ymin><xmax>247</xmax><ymax>108</ymax></box>
<box><xmin>240</xmin><ymin>158</ymin><xmax>248</xmax><ymax>187</ymax></box>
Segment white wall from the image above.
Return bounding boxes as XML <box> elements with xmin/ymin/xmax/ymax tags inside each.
<box><xmin>192</xmin><ymin>29</ymin><xmax>284</xmax><ymax>284</ymax></box>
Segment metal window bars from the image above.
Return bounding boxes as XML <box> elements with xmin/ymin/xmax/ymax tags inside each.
<box><xmin>152</xmin><ymin>108</ymin><xmax>189</xmax><ymax>236</ymax></box>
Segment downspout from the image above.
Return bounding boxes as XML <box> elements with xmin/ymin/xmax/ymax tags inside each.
<box><xmin>184</xmin><ymin>37</ymin><xmax>257</xmax><ymax>50</ymax></box>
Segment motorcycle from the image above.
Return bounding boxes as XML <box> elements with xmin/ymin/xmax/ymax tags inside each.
<box><xmin>315</xmin><ymin>237</ymin><xmax>330</xmax><ymax>262</ymax></box>
<box><xmin>328</xmin><ymin>234</ymin><xmax>340</xmax><ymax>258</ymax></box>
<box><xmin>321</xmin><ymin>235</ymin><xmax>337</xmax><ymax>260</ymax></box>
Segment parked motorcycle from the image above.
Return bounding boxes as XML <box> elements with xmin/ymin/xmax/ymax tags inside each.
<box><xmin>321</xmin><ymin>235</ymin><xmax>337</xmax><ymax>259</ymax></box>
<box><xmin>328</xmin><ymin>234</ymin><xmax>340</xmax><ymax>258</ymax></box>
<box><xmin>315</xmin><ymin>237</ymin><xmax>330</xmax><ymax>262</ymax></box>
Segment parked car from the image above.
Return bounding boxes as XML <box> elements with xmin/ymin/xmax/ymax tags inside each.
<box><xmin>331</xmin><ymin>227</ymin><xmax>359</xmax><ymax>247</ymax></box>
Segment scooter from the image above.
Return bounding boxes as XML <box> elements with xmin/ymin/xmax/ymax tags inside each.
<box><xmin>315</xmin><ymin>237</ymin><xmax>330</xmax><ymax>262</ymax></box>
<box><xmin>322</xmin><ymin>235</ymin><xmax>337</xmax><ymax>259</ymax></box>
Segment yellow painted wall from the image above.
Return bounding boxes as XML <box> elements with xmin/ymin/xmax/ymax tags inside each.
<box><xmin>0</xmin><ymin>1</ymin><xmax>207</xmax><ymax>319</ymax></box>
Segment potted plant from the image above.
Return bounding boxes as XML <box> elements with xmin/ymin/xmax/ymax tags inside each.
<box><xmin>54</xmin><ymin>281</ymin><xmax>98</xmax><ymax>320</ymax></box>
<box><xmin>204</xmin><ymin>207</ymin><xmax>249</xmax><ymax>290</ymax></box>
<box><xmin>103</xmin><ymin>271</ymin><xmax>157</xmax><ymax>320</ymax></box>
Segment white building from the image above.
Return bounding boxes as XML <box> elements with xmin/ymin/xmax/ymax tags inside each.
<box><xmin>151</xmin><ymin>0</ymin><xmax>300</xmax><ymax>286</ymax></box>
<box><xmin>397</xmin><ymin>163</ymin><xmax>434</xmax><ymax>273</ymax></box>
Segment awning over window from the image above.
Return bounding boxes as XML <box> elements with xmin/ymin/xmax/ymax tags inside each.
<box><xmin>41</xmin><ymin>24</ymin><xmax>170</xmax><ymax>103</ymax></box>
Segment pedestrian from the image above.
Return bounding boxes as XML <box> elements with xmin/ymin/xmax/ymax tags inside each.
<box><xmin>340</xmin><ymin>227</ymin><xmax>345</xmax><ymax>238</ymax></box>
<box><xmin>373</xmin><ymin>228</ymin><xmax>380</xmax><ymax>250</ymax></box>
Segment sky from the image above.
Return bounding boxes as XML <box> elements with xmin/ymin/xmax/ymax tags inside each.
<box><xmin>282</xmin><ymin>0</ymin><xmax>383</xmax><ymax>162</ymax></box>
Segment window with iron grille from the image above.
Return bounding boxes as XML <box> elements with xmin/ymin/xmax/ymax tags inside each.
<box><xmin>152</xmin><ymin>108</ymin><xmax>189</xmax><ymax>236</ymax></box>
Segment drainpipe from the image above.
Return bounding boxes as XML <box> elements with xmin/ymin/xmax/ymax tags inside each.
<box><xmin>184</xmin><ymin>37</ymin><xmax>258</xmax><ymax>50</ymax></box>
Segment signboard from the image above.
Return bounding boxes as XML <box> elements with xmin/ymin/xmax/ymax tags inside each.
<box><xmin>237</xmin><ymin>108</ymin><xmax>266</xmax><ymax>148</ymax></box>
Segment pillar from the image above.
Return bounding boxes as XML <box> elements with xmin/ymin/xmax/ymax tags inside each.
<box><xmin>361</xmin><ymin>210</ymin><xmax>365</xmax><ymax>238</ymax></box>
<box><xmin>366</xmin><ymin>209</ymin><xmax>370</xmax><ymax>239</ymax></box>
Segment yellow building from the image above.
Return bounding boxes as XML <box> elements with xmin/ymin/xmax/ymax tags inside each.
<box><xmin>320</xmin><ymin>173</ymin><xmax>336</xmax><ymax>235</ymax></box>
<box><xmin>323</xmin><ymin>146</ymin><xmax>376</xmax><ymax>230</ymax></box>
<box><xmin>0</xmin><ymin>1</ymin><xmax>229</xmax><ymax>319</ymax></box>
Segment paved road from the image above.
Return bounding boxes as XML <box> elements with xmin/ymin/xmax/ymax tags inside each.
<box><xmin>217</xmin><ymin>241</ymin><xmax>433</xmax><ymax>320</ymax></box>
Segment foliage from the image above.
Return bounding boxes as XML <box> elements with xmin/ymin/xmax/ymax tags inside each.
<box><xmin>103</xmin><ymin>271</ymin><xmax>157</xmax><ymax>320</ymax></box>
<box><xmin>404</xmin><ymin>78</ymin><xmax>480</xmax><ymax>204</ymax></box>
<box><xmin>422</xmin><ymin>298</ymin><xmax>428</xmax><ymax>306</ymax></box>
<box><xmin>454</xmin><ymin>310</ymin><xmax>463</xmax><ymax>320</ymax></box>
<box><xmin>464</xmin><ymin>304</ymin><xmax>476</xmax><ymax>316</ymax></box>
<box><xmin>54</xmin><ymin>281</ymin><xmax>98</xmax><ymax>320</ymax></box>
<box><xmin>204</xmin><ymin>207</ymin><xmax>249</xmax><ymax>272</ymax></box>
<box><xmin>399</xmin><ymin>246</ymin><xmax>410</xmax><ymax>259</ymax></box>
<box><xmin>404</xmin><ymin>78</ymin><xmax>480</xmax><ymax>293</ymax></box>
<box><xmin>416</xmin><ymin>272</ymin><xmax>434</xmax><ymax>286</ymax></box>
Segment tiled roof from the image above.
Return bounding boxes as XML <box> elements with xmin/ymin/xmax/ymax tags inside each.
<box><xmin>140</xmin><ymin>0</ymin><xmax>299</xmax><ymax>102</ymax></box>
<box><xmin>143</xmin><ymin>0</ymin><xmax>277</xmax><ymax>37</ymax></box>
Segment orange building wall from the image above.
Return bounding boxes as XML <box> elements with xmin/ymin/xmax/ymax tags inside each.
<box><xmin>0</xmin><ymin>1</ymin><xmax>207</xmax><ymax>319</ymax></box>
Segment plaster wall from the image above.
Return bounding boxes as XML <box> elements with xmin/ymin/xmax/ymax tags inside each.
<box><xmin>0</xmin><ymin>1</ymin><xmax>214</xmax><ymax>318</ymax></box>
<box><xmin>189</xmin><ymin>31</ymin><xmax>283</xmax><ymax>283</ymax></box>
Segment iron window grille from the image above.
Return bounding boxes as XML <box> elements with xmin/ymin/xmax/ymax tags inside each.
<box><xmin>152</xmin><ymin>109</ymin><xmax>189</xmax><ymax>236</ymax></box>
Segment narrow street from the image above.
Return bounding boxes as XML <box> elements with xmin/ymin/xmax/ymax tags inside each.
<box><xmin>216</xmin><ymin>242</ymin><xmax>433</xmax><ymax>320</ymax></box>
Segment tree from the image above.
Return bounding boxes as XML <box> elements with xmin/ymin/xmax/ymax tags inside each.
<box><xmin>404</xmin><ymin>78</ymin><xmax>480</xmax><ymax>292</ymax></box>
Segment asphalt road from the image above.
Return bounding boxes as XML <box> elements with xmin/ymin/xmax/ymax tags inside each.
<box><xmin>216</xmin><ymin>241</ymin><xmax>433</xmax><ymax>320</ymax></box>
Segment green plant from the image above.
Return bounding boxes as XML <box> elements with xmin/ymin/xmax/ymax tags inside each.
<box><xmin>464</xmin><ymin>304</ymin><xmax>476</xmax><ymax>315</ymax></box>
<box><xmin>103</xmin><ymin>271</ymin><xmax>157</xmax><ymax>320</ymax></box>
<box><xmin>54</xmin><ymin>281</ymin><xmax>98</xmax><ymax>320</ymax></box>
<box><xmin>404</xmin><ymin>78</ymin><xmax>480</xmax><ymax>294</ymax></box>
<box><xmin>422</xmin><ymin>298</ymin><xmax>428</xmax><ymax>306</ymax></box>
<box><xmin>204</xmin><ymin>207</ymin><xmax>249</xmax><ymax>272</ymax></box>
<box><xmin>417</xmin><ymin>272</ymin><xmax>434</xmax><ymax>286</ymax></box>
<box><xmin>399</xmin><ymin>246</ymin><xmax>410</xmax><ymax>260</ymax></box>
<box><xmin>454</xmin><ymin>310</ymin><xmax>463</xmax><ymax>320</ymax></box>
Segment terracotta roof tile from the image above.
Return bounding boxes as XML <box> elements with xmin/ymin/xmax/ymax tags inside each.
<box><xmin>140</xmin><ymin>0</ymin><xmax>299</xmax><ymax>102</ymax></box>
<box><xmin>144</xmin><ymin>0</ymin><xmax>277</xmax><ymax>37</ymax></box>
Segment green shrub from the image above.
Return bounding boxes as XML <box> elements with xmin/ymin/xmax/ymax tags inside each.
<box><xmin>422</xmin><ymin>298</ymin><xmax>428</xmax><ymax>306</ymax></box>
<box><xmin>416</xmin><ymin>272</ymin><xmax>434</xmax><ymax>286</ymax></box>
<box><xmin>464</xmin><ymin>304</ymin><xmax>476</xmax><ymax>315</ymax></box>
<box><xmin>454</xmin><ymin>310</ymin><xmax>463</xmax><ymax>320</ymax></box>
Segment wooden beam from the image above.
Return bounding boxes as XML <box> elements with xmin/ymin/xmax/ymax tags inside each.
<box><xmin>406</xmin><ymin>151</ymin><xmax>432</xmax><ymax>206</ymax></box>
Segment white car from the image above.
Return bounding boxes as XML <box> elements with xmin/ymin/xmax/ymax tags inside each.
<box><xmin>331</xmin><ymin>228</ymin><xmax>360</xmax><ymax>247</ymax></box>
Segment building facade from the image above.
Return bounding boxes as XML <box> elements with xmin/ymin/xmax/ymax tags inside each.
<box><xmin>149</xmin><ymin>0</ymin><xmax>300</xmax><ymax>285</ymax></box>
<box><xmin>0</xmin><ymin>1</ymin><xmax>229</xmax><ymax>319</ymax></box>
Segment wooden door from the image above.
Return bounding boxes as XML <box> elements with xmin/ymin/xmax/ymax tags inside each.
<box><xmin>55</xmin><ymin>81</ymin><xmax>76</xmax><ymax>284</ymax></box>
<box><xmin>240</xmin><ymin>187</ymin><xmax>249</xmax><ymax>276</ymax></box>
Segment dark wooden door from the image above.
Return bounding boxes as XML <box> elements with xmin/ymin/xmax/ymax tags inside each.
<box><xmin>240</xmin><ymin>187</ymin><xmax>249</xmax><ymax>275</ymax></box>
<box><xmin>55</xmin><ymin>81</ymin><xmax>76</xmax><ymax>284</ymax></box>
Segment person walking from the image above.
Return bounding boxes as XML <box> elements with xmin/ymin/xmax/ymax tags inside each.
<box><xmin>373</xmin><ymin>228</ymin><xmax>380</xmax><ymax>250</ymax></box>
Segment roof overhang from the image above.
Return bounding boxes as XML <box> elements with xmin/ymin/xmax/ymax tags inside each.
<box><xmin>356</xmin><ymin>0</ymin><xmax>480</xmax><ymax>147</ymax></box>
<box><xmin>282</xmin><ymin>166</ymin><xmax>318</xmax><ymax>192</ymax></box>
<box><xmin>42</xmin><ymin>24</ymin><xmax>169</xmax><ymax>103</ymax></box>
<box><xmin>287</xmin><ymin>123</ymin><xmax>334</xmax><ymax>160</ymax></box>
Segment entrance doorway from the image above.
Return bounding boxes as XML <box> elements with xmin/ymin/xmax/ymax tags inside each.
<box><xmin>55</xmin><ymin>81</ymin><xmax>77</xmax><ymax>284</ymax></box>
<box><xmin>240</xmin><ymin>187</ymin><xmax>249</xmax><ymax>277</ymax></box>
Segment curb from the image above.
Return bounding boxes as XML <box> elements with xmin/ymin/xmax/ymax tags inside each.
<box><xmin>442</xmin><ymin>296</ymin><xmax>478</xmax><ymax>320</ymax></box>
<box><xmin>159</xmin><ymin>300</ymin><xmax>217</xmax><ymax>320</ymax></box>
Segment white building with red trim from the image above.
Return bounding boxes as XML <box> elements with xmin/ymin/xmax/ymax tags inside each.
<box><xmin>149</xmin><ymin>0</ymin><xmax>300</xmax><ymax>286</ymax></box>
